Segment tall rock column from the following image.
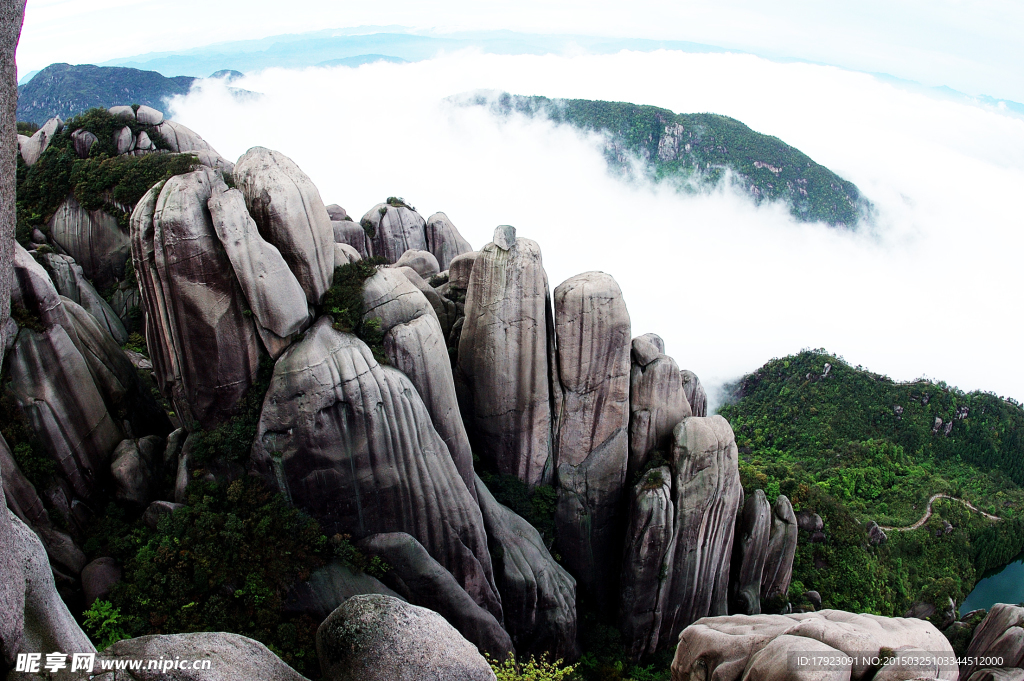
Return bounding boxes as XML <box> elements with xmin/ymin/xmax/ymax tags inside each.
<box><xmin>361</xmin><ymin>200</ymin><xmax>427</xmax><ymax>264</ymax></box>
<box><xmin>730</xmin><ymin>489</ymin><xmax>771</xmax><ymax>615</ymax></box>
<box><xmin>0</xmin><ymin>0</ymin><xmax>25</xmax><ymax>359</ymax></box>
<box><xmin>456</xmin><ymin>225</ymin><xmax>557</xmax><ymax>487</ymax></box>
<box><xmin>629</xmin><ymin>333</ymin><xmax>691</xmax><ymax>475</ymax></box>
<box><xmin>761</xmin><ymin>495</ymin><xmax>798</xmax><ymax>611</ymax></box>
<box><xmin>552</xmin><ymin>271</ymin><xmax>631</xmax><ymax>608</ymax></box>
<box><xmin>619</xmin><ymin>416</ymin><xmax>742</xmax><ymax>658</ymax></box>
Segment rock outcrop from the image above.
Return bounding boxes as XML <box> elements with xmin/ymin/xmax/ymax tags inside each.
<box><xmin>233</xmin><ymin>147</ymin><xmax>335</xmax><ymax>307</ymax></box>
<box><xmin>283</xmin><ymin>559</ymin><xmax>403</xmax><ymax>623</ymax></box>
<box><xmin>131</xmin><ymin>168</ymin><xmax>261</xmax><ymax>428</ymax></box>
<box><xmin>362</xmin><ymin>268</ymin><xmax>477</xmax><ymax>499</ymax></box>
<box><xmin>425</xmin><ymin>212</ymin><xmax>473</xmax><ymax>271</ymax></box>
<box><xmin>730</xmin><ymin>489</ymin><xmax>771</xmax><ymax>615</ymax></box>
<box><xmin>207</xmin><ymin>182</ymin><xmax>311</xmax><ymax>357</ymax></box>
<box><xmin>39</xmin><ymin>252</ymin><xmax>127</xmax><ymax>343</ymax></box>
<box><xmin>332</xmin><ymin>218</ymin><xmax>371</xmax><ymax>260</ymax></box>
<box><xmin>457</xmin><ymin>226</ymin><xmax>557</xmax><ymax>487</ymax></box>
<box><xmin>357</xmin><ymin>532</ymin><xmax>513</xmax><ymax>658</ymax></box>
<box><xmin>250</xmin><ymin>318</ymin><xmax>501</xmax><ymax>618</ymax></box>
<box><xmin>97</xmin><ymin>632</ymin><xmax>308</xmax><ymax>681</ymax></box>
<box><xmin>960</xmin><ymin>604</ymin><xmax>1024</xmax><ymax>681</ymax></box>
<box><xmin>18</xmin><ymin>116</ymin><xmax>61</xmax><ymax>166</ymax></box>
<box><xmin>360</xmin><ymin>200</ymin><xmax>427</xmax><ymax>264</ymax></box>
<box><xmin>394</xmin><ymin>248</ymin><xmax>440</xmax><ymax>278</ymax></box>
<box><xmin>47</xmin><ymin>193</ymin><xmax>130</xmax><ymax>290</ymax></box>
<box><xmin>448</xmin><ymin>250</ymin><xmax>479</xmax><ymax>291</ymax></box>
<box><xmin>681</xmin><ymin>369</ymin><xmax>708</xmax><ymax>417</ymax></box>
<box><xmin>476</xmin><ymin>475</ymin><xmax>579</xmax><ymax>660</ymax></box>
<box><xmin>671</xmin><ymin>610</ymin><xmax>957</xmax><ymax>681</ymax></box>
<box><xmin>628</xmin><ymin>333</ymin><xmax>691</xmax><ymax>474</ymax></box>
<box><xmin>761</xmin><ymin>495</ymin><xmax>798</xmax><ymax>610</ymax></box>
<box><xmin>619</xmin><ymin>416</ymin><xmax>742</xmax><ymax>656</ymax></box>
<box><xmin>552</xmin><ymin>271</ymin><xmax>631</xmax><ymax>607</ymax></box>
<box><xmin>154</xmin><ymin>119</ymin><xmax>234</xmax><ymax>171</ymax></box>
<box><xmin>316</xmin><ymin>594</ymin><xmax>495</xmax><ymax>681</ymax></box>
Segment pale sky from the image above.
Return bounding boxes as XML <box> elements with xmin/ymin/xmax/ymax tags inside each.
<box><xmin>15</xmin><ymin>0</ymin><xmax>1024</xmax><ymax>102</ymax></box>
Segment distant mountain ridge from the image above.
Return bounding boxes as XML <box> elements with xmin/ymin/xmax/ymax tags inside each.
<box><xmin>469</xmin><ymin>93</ymin><xmax>871</xmax><ymax>227</ymax></box>
<box><xmin>17</xmin><ymin>63</ymin><xmax>196</xmax><ymax>124</ymax></box>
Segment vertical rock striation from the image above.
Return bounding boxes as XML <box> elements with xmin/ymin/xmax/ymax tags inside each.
<box><xmin>730</xmin><ymin>489</ymin><xmax>771</xmax><ymax>615</ymax></box>
<box><xmin>425</xmin><ymin>212</ymin><xmax>473</xmax><ymax>271</ymax></box>
<box><xmin>130</xmin><ymin>168</ymin><xmax>261</xmax><ymax>428</ymax></box>
<box><xmin>761</xmin><ymin>495</ymin><xmax>798</xmax><ymax>611</ymax></box>
<box><xmin>552</xmin><ymin>271</ymin><xmax>631</xmax><ymax>607</ymax></box>
<box><xmin>360</xmin><ymin>201</ymin><xmax>427</xmax><ymax>265</ymax></box>
<box><xmin>628</xmin><ymin>333</ymin><xmax>691</xmax><ymax>475</ymax></box>
<box><xmin>250</xmin><ymin>318</ymin><xmax>502</xmax><ymax>620</ymax></box>
<box><xmin>457</xmin><ymin>226</ymin><xmax>556</xmax><ymax>487</ymax></box>
<box><xmin>47</xmin><ymin>194</ymin><xmax>131</xmax><ymax>290</ymax></box>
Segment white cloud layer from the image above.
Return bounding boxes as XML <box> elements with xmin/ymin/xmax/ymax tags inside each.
<box><xmin>166</xmin><ymin>50</ymin><xmax>1024</xmax><ymax>407</ymax></box>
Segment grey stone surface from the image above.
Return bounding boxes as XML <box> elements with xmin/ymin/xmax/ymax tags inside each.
<box><xmin>456</xmin><ymin>233</ymin><xmax>556</xmax><ymax>487</ymax></box>
<box><xmin>552</xmin><ymin>271</ymin><xmax>631</xmax><ymax>607</ymax></box>
<box><xmin>251</xmin><ymin>319</ymin><xmax>501</xmax><ymax>618</ymax></box>
<box><xmin>425</xmin><ymin>212</ymin><xmax>473</xmax><ymax>270</ymax></box>
<box><xmin>18</xmin><ymin>116</ymin><xmax>61</xmax><ymax>166</ymax></box>
<box><xmin>316</xmin><ymin>594</ymin><xmax>495</xmax><ymax>681</ymax></box>
<box><xmin>961</xmin><ymin>604</ymin><xmax>1024</xmax><ymax>680</ymax></box>
<box><xmin>98</xmin><ymin>632</ymin><xmax>308</xmax><ymax>681</ymax></box>
<box><xmin>325</xmin><ymin>204</ymin><xmax>348</xmax><ymax>220</ymax></box>
<box><xmin>130</xmin><ymin>168</ymin><xmax>261</xmax><ymax>428</ymax></box>
<box><xmin>360</xmin><ymin>202</ymin><xmax>427</xmax><ymax>264</ymax></box>
<box><xmin>493</xmin><ymin>225</ymin><xmax>516</xmax><ymax>251</ymax></box>
<box><xmin>332</xmin><ymin>219</ymin><xmax>371</xmax><ymax>260</ymax></box>
<box><xmin>629</xmin><ymin>335</ymin><xmax>691</xmax><ymax>474</ymax></box>
<box><xmin>447</xmin><ymin>251</ymin><xmax>479</xmax><ymax>290</ymax></box>
<box><xmin>208</xmin><ymin>183</ymin><xmax>311</xmax><ymax>358</ymax></box>
<box><xmin>81</xmin><ymin>556</ymin><xmax>121</xmax><ymax>606</ymax></box>
<box><xmin>681</xmin><ymin>369</ymin><xmax>708</xmax><ymax>417</ymax></box>
<box><xmin>283</xmin><ymin>558</ymin><xmax>402</xmax><ymax>623</ymax></box>
<box><xmin>234</xmin><ymin>147</ymin><xmax>335</xmax><ymax>307</ymax></box>
<box><xmin>115</xmin><ymin>125</ymin><xmax>135</xmax><ymax>154</ymax></box>
<box><xmin>135</xmin><ymin>105</ymin><xmax>163</xmax><ymax>125</ymax></box>
<box><xmin>395</xmin><ymin>248</ymin><xmax>440</xmax><ymax>278</ymax></box>
<box><xmin>357</xmin><ymin>532</ymin><xmax>513</xmax><ymax>658</ymax></box>
<box><xmin>110</xmin><ymin>436</ymin><xmax>162</xmax><ymax>507</ymax></box>
<box><xmin>731</xmin><ymin>489</ymin><xmax>771</xmax><ymax>615</ymax></box>
<box><xmin>71</xmin><ymin>128</ymin><xmax>97</xmax><ymax>158</ymax></box>
<box><xmin>108</xmin><ymin>105</ymin><xmax>135</xmax><ymax>120</ymax></box>
<box><xmin>761</xmin><ymin>495</ymin><xmax>798</xmax><ymax>609</ymax></box>
<box><xmin>47</xmin><ymin>193</ymin><xmax>130</xmax><ymax>290</ymax></box>
<box><xmin>40</xmin><ymin>252</ymin><xmax>127</xmax><ymax>343</ymax></box>
<box><xmin>142</xmin><ymin>500</ymin><xmax>183</xmax><ymax>530</ymax></box>
<box><xmin>476</xmin><ymin>475</ymin><xmax>579</xmax><ymax>660</ymax></box>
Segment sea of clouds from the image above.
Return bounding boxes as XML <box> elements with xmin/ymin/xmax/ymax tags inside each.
<box><xmin>166</xmin><ymin>49</ymin><xmax>1024</xmax><ymax>409</ymax></box>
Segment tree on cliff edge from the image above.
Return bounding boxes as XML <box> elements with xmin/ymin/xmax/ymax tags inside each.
<box><xmin>0</xmin><ymin>0</ymin><xmax>26</xmax><ymax>356</ymax></box>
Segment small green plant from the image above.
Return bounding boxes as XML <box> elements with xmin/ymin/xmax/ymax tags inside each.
<box><xmin>488</xmin><ymin>652</ymin><xmax>577</xmax><ymax>681</ymax></box>
<box><xmin>122</xmin><ymin>332</ymin><xmax>147</xmax><ymax>355</ymax></box>
<box><xmin>83</xmin><ymin>599</ymin><xmax>130</xmax><ymax>650</ymax></box>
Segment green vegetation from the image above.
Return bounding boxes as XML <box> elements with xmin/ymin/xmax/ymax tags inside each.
<box><xmin>488</xmin><ymin>94</ymin><xmax>869</xmax><ymax>227</ymax></box>
<box><xmin>17</xmin><ymin>63</ymin><xmax>196</xmax><ymax>124</ymax></box>
<box><xmin>479</xmin><ymin>471</ymin><xmax>558</xmax><ymax>543</ymax></box>
<box><xmin>719</xmin><ymin>349</ymin><xmax>1024</xmax><ymax>616</ymax></box>
<box><xmin>317</xmin><ymin>257</ymin><xmax>389</xmax><ymax>364</ymax></box>
<box><xmin>82</xmin><ymin>599</ymin><xmax>131</xmax><ymax>650</ymax></box>
<box><xmin>0</xmin><ymin>378</ymin><xmax>54</xmax><ymax>490</ymax></box>
<box><xmin>489</xmin><ymin>652</ymin><xmax>578</xmax><ymax>681</ymax></box>
<box><xmin>16</xmin><ymin>107</ymin><xmax>197</xmax><ymax>241</ymax></box>
<box><xmin>86</xmin><ymin>478</ymin><xmax>329</xmax><ymax>676</ymax></box>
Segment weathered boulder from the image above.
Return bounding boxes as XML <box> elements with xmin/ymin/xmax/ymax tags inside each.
<box><xmin>115</xmin><ymin>125</ymin><xmax>136</xmax><ymax>154</ymax></box>
<box><xmin>40</xmin><ymin>252</ymin><xmax>127</xmax><ymax>343</ymax></box>
<box><xmin>208</xmin><ymin>182</ymin><xmax>311</xmax><ymax>358</ymax></box>
<box><xmin>0</xmin><ymin>484</ymin><xmax>95</xmax><ymax>669</ymax></box>
<box><xmin>447</xmin><ymin>250</ymin><xmax>479</xmax><ymax>291</ymax></box>
<box><xmin>234</xmin><ymin>147</ymin><xmax>335</xmax><ymax>306</ymax></box>
<box><xmin>743</xmin><ymin>634</ymin><xmax>850</xmax><ymax>681</ymax></box>
<box><xmin>730</xmin><ymin>489</ymin><xmax>771</xmax><ymax>615</ymax></box>
<box><xmin>425</xmin><ymin>212</ymin><xmax>473</xmax><ymax>271</ymax></box>
<box><xmin>796</xmin><ymin>511</ymin><xmax>824</xmax><ymax>533</ymax></box>
<box><xmin>621</xmin><ymin>416</ymin><xmax>741</xmax><ymax>656</ymax></box>
<box><xmin>867</xmin><ymin>521</ymin><xmax>888</xmax><ymax>546</ymax></box>
<box><xmin>476</xmin><ymin>475</ymin><xmax>578</xmax><ymax>660</ymax></box>
<box><xmin>316</xmin><ymin>594</ymin><xmax>495</xmax><ymax>681</ymax></box>
<box><xmin>967</xmin><ymin>671</ymin><xmax>1024</xmax><ymax>681</ymax></box>
<box><xmin>71</xmin><ymin>128</ymin><xmax>97</xmax><ymax>158</ymax></box>
<box><xmin>332</xmin><ymin>218</ymin><xmax>371</xmax><ymax>260</ymax></box>
<box><xmin>130</xmin><ymin>168</ymin><xmax>261</xmax><ymax>428</ymax></box>
<box><xmin>110</xmin><ymin>436</ymin><xmax>162</xmax><ymax>507</ymax></box>
<box><xmin>135</xmin><ymin>105</ymin><xmax>163</xmax><ymax>125</ymax></box>
<box><xmin>961</xmin><ymin>604</ymin><xmax>1024</xmax><ymax>680</ymax></box>
<box><xmin>98</xmin><ymin>632</ymin><xmax>308</xmax><ymax>681</ymax></box>
<box><xmin>283</xmin><ymin>558</ymin><xmax>403</xmax><ymax>623</ymax></box>
<box><xmin>361</xmin><ymin>200</ymin><xmax>427</xmax><ymax>264</ymax></box>
<box><xmin>681</xmin><ymin>369</ymin><xmax>708</xmax><ymax>417</ymax></box>
<box><xmin>109</xmin><ymin>283</ymin><xmax>142</xmax><ymax>331</ymax></box>
<box><xmin>135</xmin><ymin>129</ymin><xmax>156</xmax><ymax>154</ymax></box>
<box><xmin>362</xmin><ymin>269</ymin><xmax>476</xmax><ymax>499</ymax></box>
<box><xmin>47</xmin><ymin>193</ymin><xmax>130</xmax><ymax>289</ymax></box>
<box><xmin>334</xmin><ymin>242</ymin><xmax>361</xmax><ymax>267</ymax></box>
<box><xmin>395</xmin><ymin>248</ymin><xmax>440</xmax><ymax>278</ymax></box>
<box><xmin>81</xmin><ymin>556</ymin><xmax>121</xmax><ymax>606</ymax></box>
<box><xmin>325</xmin><ymin>204</ymin><xmax>348</xmax><ymax>220</ymax></box>
<box><xmin>142</xmin><ymin>500</ymin><xmax>183</xmax><ymax>530</ymax></box>
<box><xmin>457</xmin><ymin>226</ymin><xmax>556</xmax><ymax>487</ymax></box>
<box><xmin>761</xmin><ymin>495</ymin><xmax>798</xmax><ymax>610</ymax></box>
<box><xmin>251</xmin><ymin>318</ymin><xmax>501</xmax><ymax>618</ymax></box>
<box><xmin>629</xmin><ymin>334</ymin><xmax>691</xmax><ymax>474</ymax></box>
<box><xmin>619</xmin><ymin>466</ymin><xmax>674</xmax><ymax>660</ymax></box>
<box><xmin>552</xmin><ymin>271</ymin><xmax>631</xmax><ymax>607</ymax></box>
<box><xmin>108</xmin><ymin>105</ymin><xmax>135</xmax><ymax>120</ymax></box>
<box><xmin>671</xmin><ymin>610</ymin><xmax>957</xmax><ymax>681</ymax></box>
<box><xmin>392</xmin><ymin>265</ymin><xmax>459</xmax><ymax>336</ymax></box>
<box><xmin>357</xmin><ymin>532</ymin><xmax>513</xmax><ymax>658</ymax></box>
<box><xmin>18</xmin><ymin>116</ymin><xmax>61</xmax><ymax>166</ymax></box>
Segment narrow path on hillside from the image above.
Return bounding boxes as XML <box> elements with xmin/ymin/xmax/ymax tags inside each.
<box><xmin>879</xmin><ymin>494</ymin><xmax>1001</xmax><ymax>531</ymax></box>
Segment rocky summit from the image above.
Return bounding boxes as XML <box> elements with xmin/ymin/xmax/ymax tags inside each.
<box><xmin>1</xmin><ymin>102</ymin><xmax>1020</xmax><ymax>681</ymax></box>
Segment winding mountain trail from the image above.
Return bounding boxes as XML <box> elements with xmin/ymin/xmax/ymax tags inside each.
<box><xmin>880</xmin><ymin>494</ymin><xmax>1001</xmax><ymax>532</ymax></box>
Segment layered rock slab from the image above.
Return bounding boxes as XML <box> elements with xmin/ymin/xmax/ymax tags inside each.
<box><xmin>250</xmin><ymin>318</ymin><xmax>501</xmax><ymax>618</ymax></box>
<box><xmin>457</xmin><ymin>227</ymin><xmax>557</xmax><ymax>487</ymax></box>
<box><xmin>130</xmin><ymin>168</ymin><xmax>261</xmax><ymax>428</ymax></box>
<box><xmin>552</xmin><ymin>271</ymin><xmax>631</xmax><ymax>607</ymax></box>
<box><xmin>233</xmin><ymin>147</ymin><xmax>335</xmax><ymax>306</ymax></box>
